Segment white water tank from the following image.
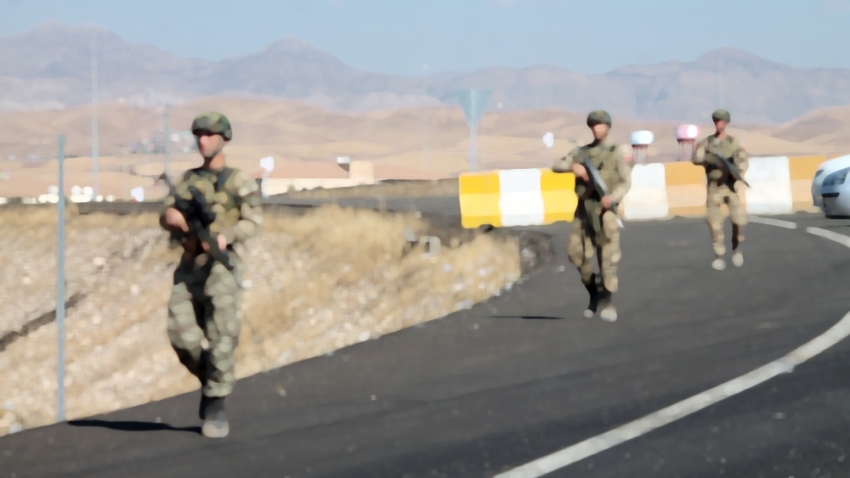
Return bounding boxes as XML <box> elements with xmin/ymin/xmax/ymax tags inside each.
<box><xmin>630</xmin><ymin>130</ymin><xmax>654</xmax><ymax>146</ymax></box>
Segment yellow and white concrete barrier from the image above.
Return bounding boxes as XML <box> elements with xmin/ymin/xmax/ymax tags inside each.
<box><xmin>458</xmin><ymin>168</ymin><xmax>577</xmax><ymax>228</ymax></box>
<box><xmin>459</xmin><ymin>155</ymin><xmax>830</xmax><ymax>229</ymax></box>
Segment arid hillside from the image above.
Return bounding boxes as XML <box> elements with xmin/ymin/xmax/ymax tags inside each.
<box><xmin>0</xmin><ymin>97</ymin><xmax>846</xmax><ymax>199</ymax></box>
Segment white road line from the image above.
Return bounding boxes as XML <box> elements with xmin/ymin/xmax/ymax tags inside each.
<box><xmin>807</xmin><ymin>227</ymin><xmax>850</xmax><ymax>248</ymax></box>
<box><xmin>495</xmin><ymin>222</ymin><xmax>850</xmax><ymax>478</ymax></box>
<box><xmin>748</xmin><ymin>216</ymin><xmax>797</xmax><ymax>229</ymax></box>
<box><xmin>497</xmin><ymin>312</ymin><xmax>850</xmax><ymax>478</ymax></box>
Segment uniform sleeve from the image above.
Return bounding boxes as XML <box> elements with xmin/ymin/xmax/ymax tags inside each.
<box><xmin>691</xmin><ymin>138</ymin><xmax>708</xmax><ymax>165</ymax></box>
<box><xmin>221</xmin><ymin>170</ymin><xmax>263</xmax><ymax>245</ymax></box>
<box><xmin>610</xmin><ymin>147</ymin><xmax>632</xmax><ymax>203</ymax></box>
<box><xmin>552</xmin><ymin>147</ymin><xmax>578</xmax><ymax>173</ymax></box>
<box><xmin>159</xmin><ymin>174</ymin><xmax>183</xmax><ymax>232</ymax></box>
<box><xmin>732</xmin><ymin>137</ymin><xmax>749</xmax><ymax>174</ymax></box>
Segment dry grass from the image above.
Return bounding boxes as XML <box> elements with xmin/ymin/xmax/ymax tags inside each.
<box><xmin>0</xmin><ymin>205</ymin><xmax>521</xmax><ymax>435</ymax></box>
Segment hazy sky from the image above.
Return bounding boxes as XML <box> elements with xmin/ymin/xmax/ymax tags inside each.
<box><xmin>3</xmin><ymin>0</ymin><xmax>850</xmax><ymax>76</ymax></box>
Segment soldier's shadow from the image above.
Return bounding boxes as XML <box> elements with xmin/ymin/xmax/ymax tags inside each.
<box><xmin>69</xmin><ymin>419</ymin><xmax>201</xmax><ymax>434</ymax></box>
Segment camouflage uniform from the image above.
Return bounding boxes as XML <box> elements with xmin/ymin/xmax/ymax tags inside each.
<box><xmin>553</xmin><ymin>110</ymin><xmax>631</xmax><ymax>320</ymax></box>
<box><xmin>692</xmin><ymin>110</ymin><xmax>748</xmax><ymax>260</ymax></box>
<box><xmin>159</xmin><ymin>114</ymin><xmax>262</xmax><ymax>400</ymax></box>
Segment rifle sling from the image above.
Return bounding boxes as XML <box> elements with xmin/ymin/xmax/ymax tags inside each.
<box><xmin>577</xmin><ymin>148</ymin><xmax>607</xmax><ymax>241</ymax></box>
<box><xmin>215</xmin><ymin>167</ymin><xmax>235</xmax><ymax>194</ymax></box>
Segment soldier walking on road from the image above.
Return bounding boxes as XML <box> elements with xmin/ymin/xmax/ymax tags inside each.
<box><xmin>692</xmin><ymin>109</ymin><xmax>749</xmax><ymax>271</ymax></box>
<box><xmin>553</xmin><ymin>110</ymin><xmax>632</xmax><ymax>322</ymax></box>
<box><xmin>160</xmin><ymin>112</ymin><xmax>263</xmax><ymax>438</ymax></box>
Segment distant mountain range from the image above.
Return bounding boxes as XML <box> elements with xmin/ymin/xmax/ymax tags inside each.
<box><xmin>3</xmin><ymin>22</ymin><xmax>850</xmax><ymax>124</ymax></box>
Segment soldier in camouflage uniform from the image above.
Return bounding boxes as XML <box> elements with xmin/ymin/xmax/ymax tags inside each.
<box><xmin>553</xmin><ymin>110</ymin><xmax>632</xmax><ymax>322</ymax></box>
<box><xmin>160</xmin><ymin>112</ymin><xmax>263</xmax><ymax>438</ymax></box>
<box><xmin>692</xmin><ymin>109</ymin><xmax>748</xmax><ymax>271</ymax></box>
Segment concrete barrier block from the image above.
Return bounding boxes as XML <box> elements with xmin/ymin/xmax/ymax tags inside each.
<box><xmin>540</xmin><ymin>170</ymin><xmax>577</xmax><ymax>224</ymax></box>
<box><xmin>458</xmin><ymin>154</ymin><xmax>822</xmax><ymax>226</ymax></box>
<box><xmin>459</xmin><ymin>169</ymin><xmax>577</xmax><ymax>229</ymax></box>
<box><xmin>459</xmin><ymin>171</ymin><xmax>502</xmax><ymax>228</ymax></box>
<box><xmin>624</xmin><ymin>163</ymin><xmax>668</xmax><ymax>220</ymax></box>
<box><xmin>498</xmin><ymin>169</ymin><xmax>545</xmax><ymax>227</ymax></box>
<box><xmin>745</xmin><ymin>156</ymin><xmax>793</xmax><ymax>215</ymax></box>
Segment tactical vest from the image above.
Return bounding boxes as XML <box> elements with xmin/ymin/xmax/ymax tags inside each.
<box><xmin>702</xmin><ymin>135</ymin><xmax>738</xmax><ymax>184</ymax></box>
<box><xmin>177</xmin><ymin>167</ymin><xmax>241</xmax><ymax>243</ymax></box>
<box><xmin>574</xmin><ymin>143</ymin><xmax>623</xmax><ymax>241</ymax></box>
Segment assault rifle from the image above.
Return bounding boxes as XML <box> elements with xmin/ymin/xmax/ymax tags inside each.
<box><xmin>713</xmin><ymin>152</ymin><xmax>750</xmax><ymax>191</ymax></box>
<box><xmin>579</xmin><ymin>159</ymin><xmax>624</xmax><ymax>228</ymax></box>
<box><xmin>158</xmin><ymin>172</ymin><xmax>234</xmax><ymax>271</ymax></box>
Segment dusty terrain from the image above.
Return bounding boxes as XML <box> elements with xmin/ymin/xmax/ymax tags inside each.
<box><xmin>0</xmin><ymin>97</ymin><xmax>846</xmax><ymax>200</ymax></box>
<box><xmin>0</xmin><ymin>205</ymin><xmax>522</xmax><ymax>436</ymax></box>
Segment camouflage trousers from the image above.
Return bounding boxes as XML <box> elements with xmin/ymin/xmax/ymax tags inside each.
<box><xmin>706</xmin><ymin>183</ymin><xmax>747</xmax><ymax>256</ymax></box>
<box><xmin>567</xmin><ymin>210</ymin><xmax>621</xmax><ymax>292</ymax></box>
<box><xmin>167</xmin><ymin>253</ymin><xmax>244</xmax><ymax>398</ymax></box>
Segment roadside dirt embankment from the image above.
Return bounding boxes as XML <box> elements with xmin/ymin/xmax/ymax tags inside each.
<box><xmin>0</xmin><ymin>204</ymin><xmax>533</xmax><ymax>436</ymax></box>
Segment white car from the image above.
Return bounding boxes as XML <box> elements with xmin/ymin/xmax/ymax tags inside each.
<box><xmin>812</xmin><ymin>154</ymin><xmax>850</xmax><ymax>210</ymax></box>
<box><xmin>820</xmin><ymin>166</ymin><xmax>850</xmax><ymax>218</ymax></box>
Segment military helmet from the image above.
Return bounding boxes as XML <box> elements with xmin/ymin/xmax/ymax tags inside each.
<box><xmin>191</xmin><ymin>111</ymin><xmax>233</xmax><ymax>141</ymax></box>
<box><xmin>711</xmin><ymin>109</ymin><xmax>731</xmax><ymax>123</ymax></box>
<box><xmin>587</xmin><ymin>110</ymin><xmax>612</xmax><ymax>127</ymax></box>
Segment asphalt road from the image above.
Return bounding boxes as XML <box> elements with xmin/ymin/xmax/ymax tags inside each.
<box><xmin>3</xmin><ymin>202</ymin><xmax>850</xmax><ymax>478</ymax></box>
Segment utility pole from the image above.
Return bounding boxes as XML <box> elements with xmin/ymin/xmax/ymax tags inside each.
<box><xmin>122</xmin><ymin>145</ymin><xmax>129</xmax><ymax>201</ymax></box>
<box><xmin>56</xmin><ymin>135</ymin><xmax>66</xmax><ymax>423</ymax></box>
<box><xmin>163</xmin><ymin>104</ymin><xmax>171</xmax><ymax>176</ymax></box>
<box><xmin>422</xmin><ymin>63</ymin><xmax>429</xmax><ymax>171</ymax></box>
<box><xmin>91</xmin><ymin>29</ymin><xmax>99</xmax><ymax>199</ymax></box>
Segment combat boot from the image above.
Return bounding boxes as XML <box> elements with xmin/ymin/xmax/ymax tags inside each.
<box><xmin>731</xmin><ymin>249</ymin><xmax>744</xmax><ymax>267</ymax></box>
<box><xmin>583</xmin><ymin>274</ymin><xmax>599</xmax><ymax>319</ymax></box>
<box><xmin>711</xmin><ymin>256</ymin><xmax>726</xmax><ymax>271</ymax></box>
<box><xmin>598</xmin><ymin>289</ymin><xmax>617</xmax><ymax>322</ymax></box>
<box><xmin>201</xmin><ymin>397</ymin><xmax>230</xmax><ymax>438</ymax></box>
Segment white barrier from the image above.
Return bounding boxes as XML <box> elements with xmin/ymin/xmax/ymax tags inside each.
<box><xmin>460</xmin><ymin>155</ymin><xmax>820</xmax><ymax>228</ymax></box>
<box><xmin>623</xmin><ymin>163</ymin><xmax>668</xmax><ymax>220</ymax></box>
<box><xmin>745</xmin><ymin>156</ymin><xmax>793</xmax><ymax>215</ymax></box>
<box><xmin>498</xmin><ymin>169</ymin><xmax>546</xmax><ymax>227</ymax></box>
